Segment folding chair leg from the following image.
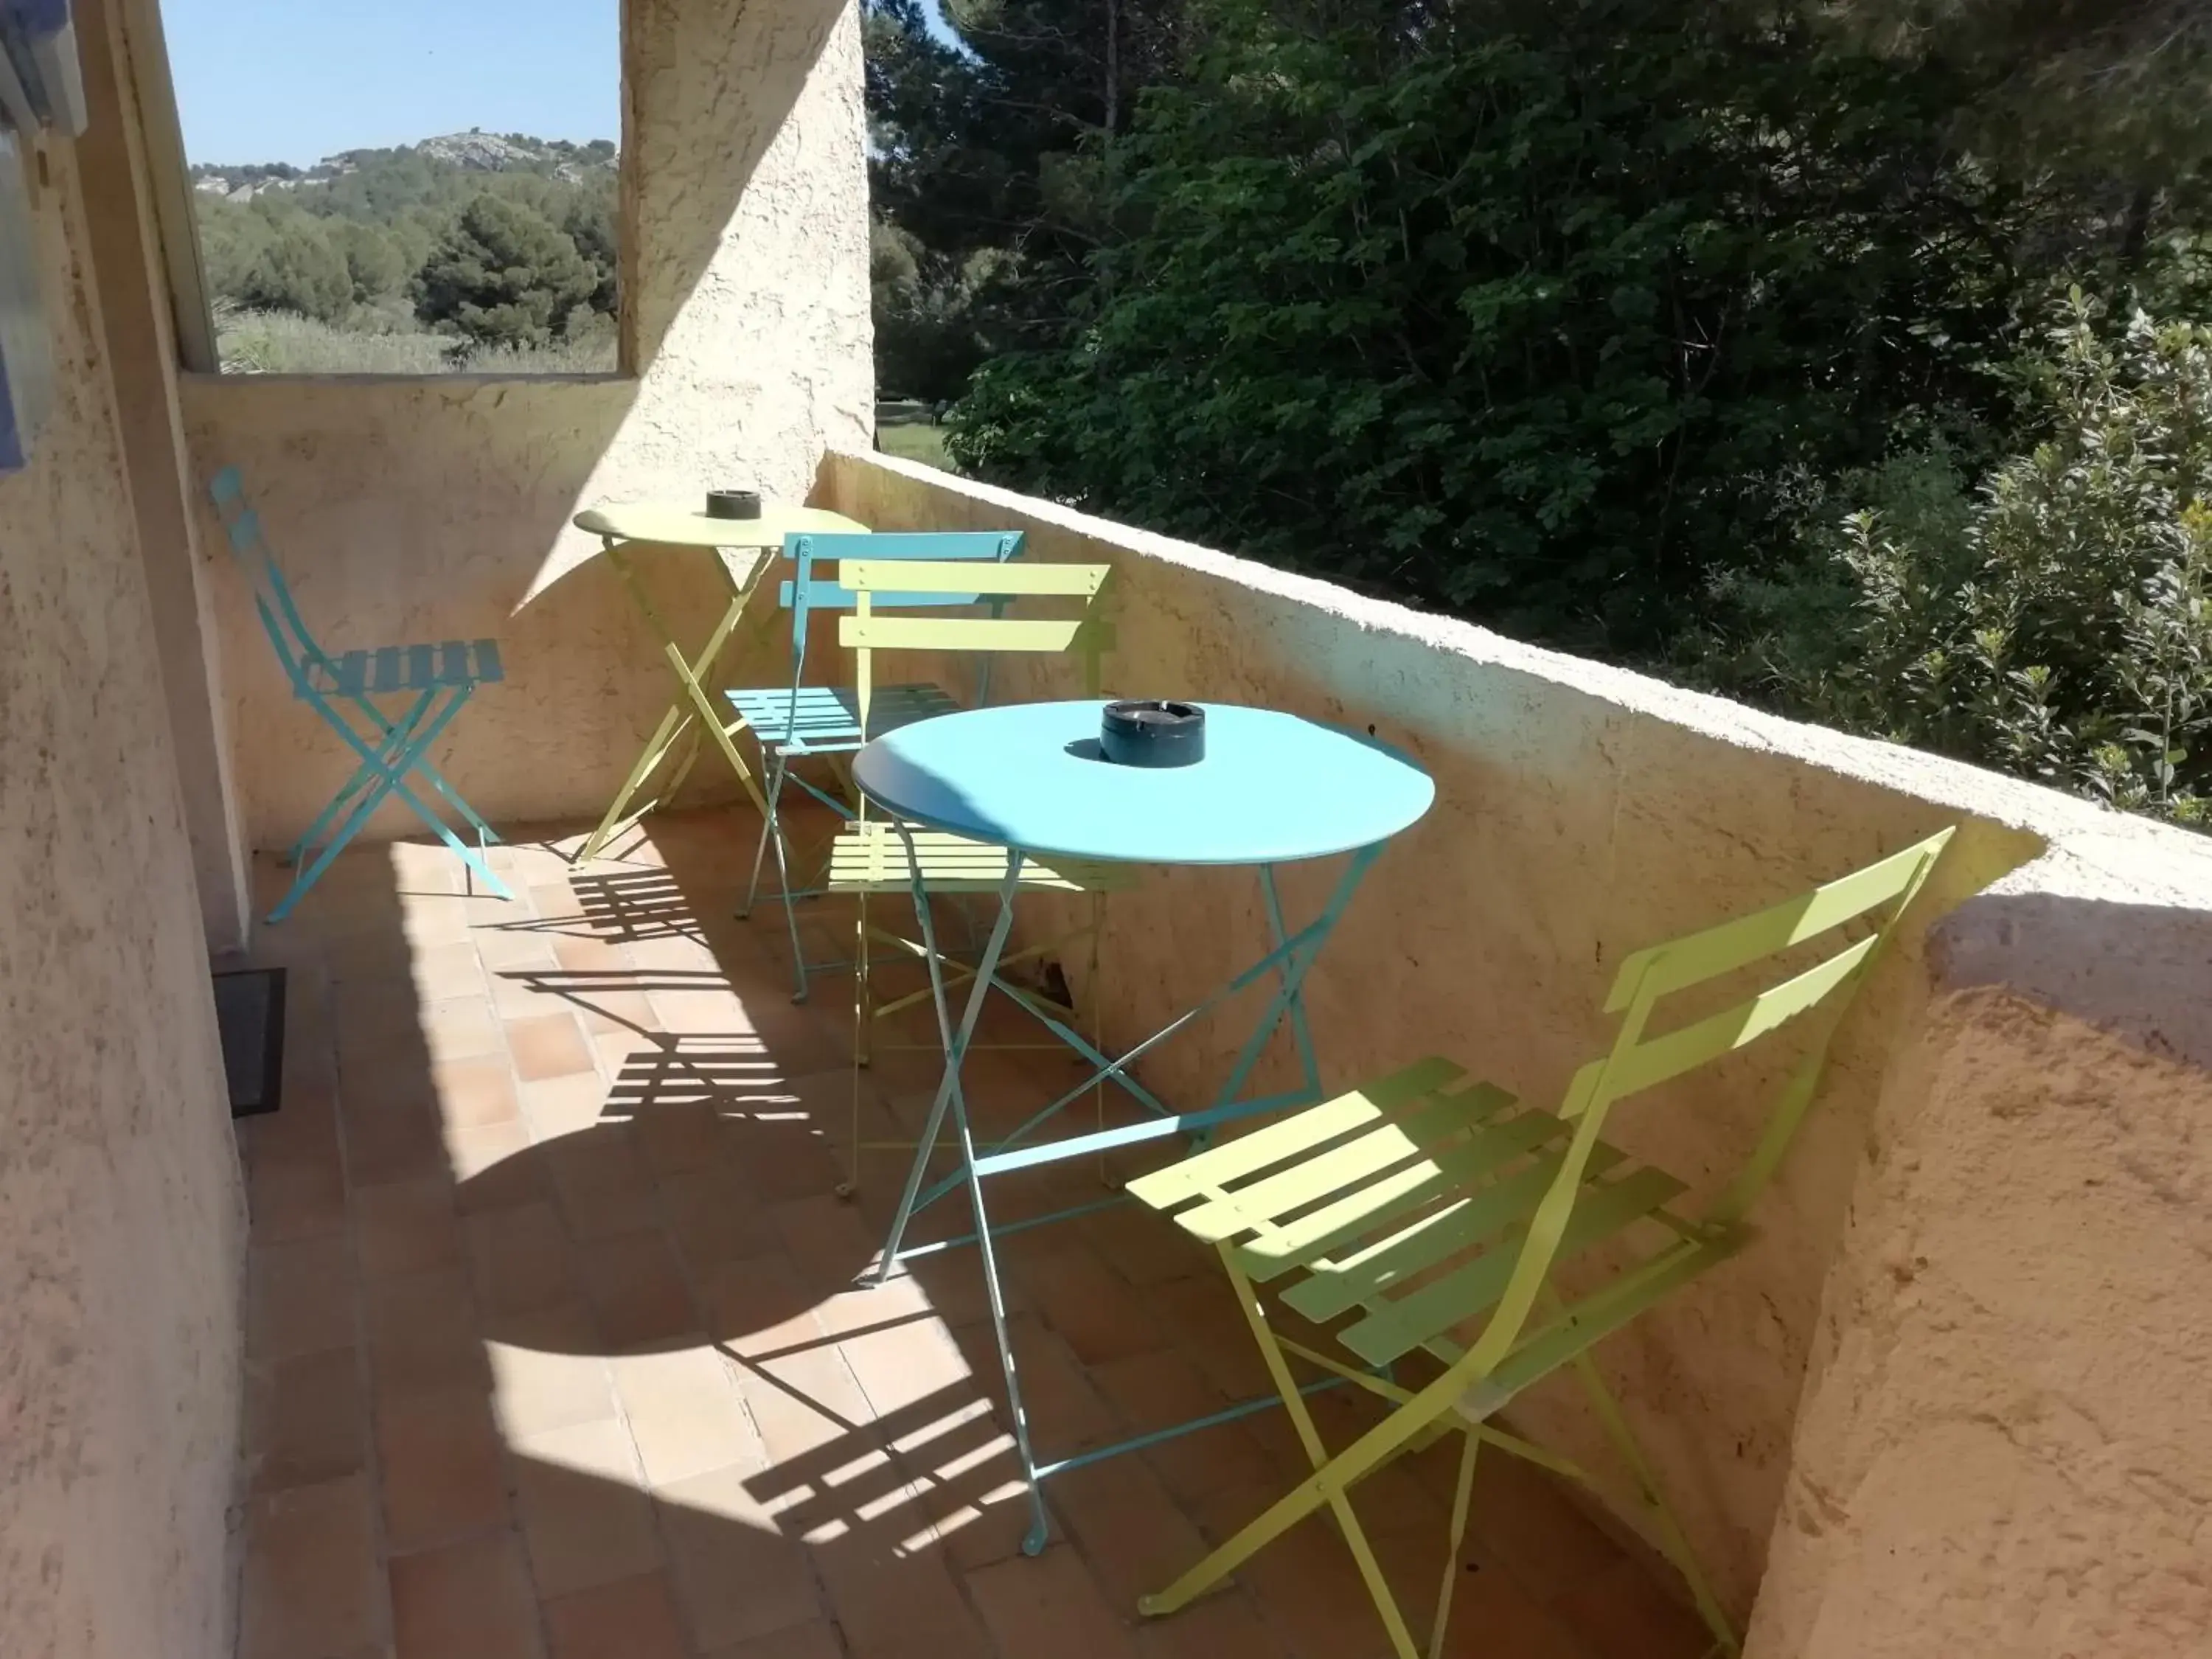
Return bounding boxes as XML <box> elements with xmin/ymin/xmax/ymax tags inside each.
<box><xmin>1569</xmin><ymin>1352</ymin><xmax>1739</xmax><ymax>1654</ymax></box>
<box><xmin>838</xmin><ymin>886</ymin><xmax>872</xmax><ymax>1201</ymax></box>
<box><xmin>335</xmin><ymin>686</ymin><xmax>495</xmax><ymax>846</ymax></box>
<box><xmin>1188</xmin><ymin>1249</ymin><xmax>1424</xmax><ymax>1659</ymax></box>
<box><xmin>291</xmin><ymin>688</ymin><xmax>442</xmax><ymax>866</ymax></box>
<box><xmin>581</xmin><ymin>701</ymin><xmax>692</xmax><ymax>863</ymax></box>
<box><xmin>408</xmin><ymin>753</ymin><xmax>503</xmax><ymax>848</ymax></box>
<box><xmin>1141</xmin><ymin>1352</ymin><xmax>1469</xmax><ymax>1640</ymax></box>
<box><xmin>766</xmin><ymin>762</ymin><xmax>810</xmax><ymax>1001</ymax></box>
<box><xmin>1428</xmin><ymin>1430</ymin><xmax>1481</xmax><ymax>1659</ymax></box>
<box><xmin>285</xmin><ymin>765</ymin><xmax>374</xmax><ymax>869</ymax></box>
<box><xmin>868</xmin><ymin>850</ymin><xmax>1050</xmax><ymax>1550</ymax></box>
<box><xmin>271</xmin><ymin>691</ymin><xmax>434</xmax><ymax>917</ymax></box>
<box><xmin>274</xmin><ymin>686</ymin><xmax>485</xmax><ymax>923</ymax></box>
<box><xmin>854</xmin><ymin>887</ymin><xmax>873</xmax><ymax>1067</ymax></box>
<box><xmin>739</xmin><ymin>752</ymin><xmax>786</xmax><ymax>920</ymax></box>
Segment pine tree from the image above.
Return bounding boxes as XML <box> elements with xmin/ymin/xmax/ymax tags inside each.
<box><xmin>417</xmin><ymin>195</ymin><xmax>597</xmax><ymax>347</ymax></box>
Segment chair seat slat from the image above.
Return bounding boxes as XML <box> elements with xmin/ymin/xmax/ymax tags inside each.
<box><xmin>826</xmin><ymin>827</ymin><xmax>1130</xmax><ymax>894</ymax></box>
<box><xmin>1280</xmin><ymin>1132</ymin><xmax>1630</xmax><ymax>1323</ymax></box>
<box><xmin>1231</xmin><ymin>1093</ymin><xmax>1577</xmax><ymax>1283</ymax></box>
<box><xmin>1125</xmin><ymin>1057</ymin><xmax>1467</xmax><ymax>1213</ymax></box>
<box><xmin>1455</xmin><ymin>1239</ymin><xmax>1730</xmax><ymax>1424</ymax></box>
<box><xmin>1172</xmin><ymin>1085</ymin><xmax>1508</xmax><ymax>1245</ymax></box>
<box><xmin>293</xmin><ymin>637</ymin><xmax>507</xmax><ymax>699</ymax></box>
<box><xmin>1336</xmin><ymin>1166</ymin><xmax>1688</xmax><ymax>1367</ymax></box>
<box><xmin>726</xmin><ymin>682</ymin><xmax>959</xmax><ymax>749</ymax></box>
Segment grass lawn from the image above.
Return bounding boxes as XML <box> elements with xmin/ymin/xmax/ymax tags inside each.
<box><xmin>215</xmin><ymin>309</ymin><xmax>617</xmax><ymax>375</ymax></box>
<box><xmin>877</xmin><ymin>422</ymin><xmax>956</xmax><ymax>471</ymax></box>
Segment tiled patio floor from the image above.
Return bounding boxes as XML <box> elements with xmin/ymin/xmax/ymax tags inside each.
<box><xmin>232</xmin><ymin>807</ymin><xmax>1714</xmax><ymax>1659</ymax></box>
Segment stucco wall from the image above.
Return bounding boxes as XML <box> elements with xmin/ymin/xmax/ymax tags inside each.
<box><xmin>0</xmin><ymin>136</ymin><xmax>246</xmax><ymax>1659</ymax></box>
<box><xmin>178</xmin><ymin>0</ymin><xmax>872</xmax><ymax>847</ymax></box>
<box><xmin>1747</xmin><ymin>860</ymin><xmax>2212</xmax><ymax>1658</ymax></box>
<box><xmin>817</xmin><ymin>450</ymin><xmax>2212</xmax><ymax>1646</ymax></box>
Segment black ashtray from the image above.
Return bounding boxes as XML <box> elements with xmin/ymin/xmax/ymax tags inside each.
<box><xmin>1100</xmin><ymin>700</ymin><xmax>1205</xmax><ymax>768</ymax></box>
<box><xmin>706</xmin><ymin>489</ymin><xmax>762</xmax><ymax>521</ymax></box>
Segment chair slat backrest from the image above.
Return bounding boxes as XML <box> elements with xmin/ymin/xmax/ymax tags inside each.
<box><xmin>206</xmin><ymin>466</ymin><xmax>333</xmax><ymax>694</ymax></box>
<box><xmin>1558</xmin><ymin>832</ymin><xmax>1954</xmax><ymax>1130</ymax></box>
<box><xmin>1450</xmin><ymin>827</ymin><xmax>1955</xmax><ymax>1385</ymax></box>
<box><xmin>776</xmin><ymin>530</ymin><xmax>1022</xmax><ymax>714</ymax></box>
<box><xmin>837</xmin><ymin>557</ymin><xmax>1115</xmax><ymax>735</ymax></box>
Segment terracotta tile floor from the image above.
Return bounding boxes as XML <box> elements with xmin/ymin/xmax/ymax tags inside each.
<box><xmin>232</xmin><ymin>807</ymin><xmax>1714</xmax><ymax>1659</ymax></box>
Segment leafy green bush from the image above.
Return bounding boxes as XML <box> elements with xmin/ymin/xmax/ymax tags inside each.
<box><xmin>1736</xmin><ymin>295</ymin><xmax>2212</xmax><ymax>823</ymax></box>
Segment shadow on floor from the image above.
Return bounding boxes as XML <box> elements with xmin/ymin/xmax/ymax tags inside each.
<box><xmin>233</xmin><ymin>806</ymin><xmax>1714</xmax><ymax>1659</ymax></box>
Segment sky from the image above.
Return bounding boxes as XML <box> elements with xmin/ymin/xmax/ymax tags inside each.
<box><xmin>161</xmin><ymin>0</ymin><xmax>623</xmax><ymax>166</ymax></box>
<box><xmin>161</xmin><ymin>0</ymin><xmax>966</xmax><ymax>168</ymax></box>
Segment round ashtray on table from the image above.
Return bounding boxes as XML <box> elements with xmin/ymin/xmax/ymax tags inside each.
<box><xmin>1100</xmin><ymin>700</ymin><xmax>1206</xmax><ymax>768</ymax></box>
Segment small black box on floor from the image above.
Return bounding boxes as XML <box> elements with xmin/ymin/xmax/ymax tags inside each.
<box><xmin>212</xmin><ymin>967</ymin><xmax>288</xmax><ymax>1119</ymax></box>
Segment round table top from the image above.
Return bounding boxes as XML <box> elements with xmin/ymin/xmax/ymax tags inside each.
<box><xmin>572</xmin><ymin>500</ymin><xmax>866</xmax><ymax>548</ymax></box>
<box><xmin>852</xmin><ymin>700</ymin><xmax>1435</xmax><ymax>866</ymax></box>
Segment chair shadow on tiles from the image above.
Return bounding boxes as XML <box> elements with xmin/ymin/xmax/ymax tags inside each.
<box><xmin>232</xmin><ymin>807</ymin><xmax>1713</xmax><ymax>1659</ymax></box>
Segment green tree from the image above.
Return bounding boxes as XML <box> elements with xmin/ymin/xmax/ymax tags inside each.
<box><xmin>417</xmin><ymin>195</ymin><xmax>597</xmax><ymax>347</ymax></box>
<box><xmin>194</xmin><ymin>193</ymin><xmax>274</xmax><ymax>305</ymax></box>
<box><xmin>953</xmin><ymin>0</ymin><xmax>2067</xmax><ymax>655</ymax></box>
<box><xmin>560</xmin><ymin>179</ymin><xmax>619</xmax><ymax>316</ymax></box>
<box><xmin>864</xmin><ymin>0</ymin><xmax>1195</xmax><ymax>372</ymax></box>
<box><xmin>238</xmin><ymin>212</ymin><xmax>354</xmax><ymax>322</ymax></box>
<box><xmin>329</xmin><ymin>220</ymin><xmax>409</xmax><ymax>305</ymax></box>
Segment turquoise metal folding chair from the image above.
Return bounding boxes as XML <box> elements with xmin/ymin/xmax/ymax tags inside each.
<box><xmin>726</xmin><ymin>530</ymin><xmax>1023</xmax><ymax>998</ymax></box>
<box><xmin>209</xmin><ymin>467</ymin><xmax>511</xmax><ymax>923</ymax></box>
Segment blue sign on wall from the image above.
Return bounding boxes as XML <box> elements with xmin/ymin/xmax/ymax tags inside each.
<box><xmin>0</xmin><ymin>0</ymin><xmax>85</xmax><ymax>136</ymax></box>
<box><xmin>0</xmin><ymin>0</ymin><xmax>77</xmax><ymax>473</ymax></box>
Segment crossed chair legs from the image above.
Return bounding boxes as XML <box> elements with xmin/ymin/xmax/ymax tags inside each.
<box><xmin>274</xmin><ymin>681</ymin><xmax>509</xmax><ymax>923</ymax></box>
<box><xmin>738</xmin><ymin>749</ymin><xmax>863</xmax><ymax>999</ymax></box>
<box><xmin>1139</xmin><ymin>1253</ymin><xmax>1739</xmax><ymax>1659</ymax></box>
<box><xmin>836</xmin><ymin>882</ymin><xmax>1109</xmax><ymax>1200</ymax></box>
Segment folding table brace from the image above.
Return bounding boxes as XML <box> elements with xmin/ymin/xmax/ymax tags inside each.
<box><xmin>868</xmin><ymin>825</ymin><xmax>1390</xmax><ymax>1554</ymax></box>
<box><xmin>569</xmin><ymin>503</ymin><xmax>866</xmax><ymax>863</ymax></box>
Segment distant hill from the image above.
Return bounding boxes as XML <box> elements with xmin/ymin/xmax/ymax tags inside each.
<box><xmin>190</xmin><ymin>130</ymin><xmax>618</xmax><ymax>203</ymax></box>
<box><xmin>187</xmin><ymin>131</ymin><xmax>620</xmax><ymax>367</ymax></box>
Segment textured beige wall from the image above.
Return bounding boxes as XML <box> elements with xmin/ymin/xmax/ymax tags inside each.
<box><xmin>818</xmin><ymin>451</ymin><xmax>2212</xmax><ymax>1642</ymax></box>
<box><xmin>181</xmin><ymin>0</ymin><xmax>872</xmax><ymax>847</ymax></box>
<box><xmin>1748</xmin><ymin>861</ymin><xmax>2212</xmax><ymax>1658</ymax></box>
<box><xmin>0</xmin><ymin>137</ymin><xmax>247</xmax><ymax>1659</ymax></box>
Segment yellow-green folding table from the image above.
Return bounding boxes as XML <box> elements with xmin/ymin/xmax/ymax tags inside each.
<box><xmin>571</xmin><ymin>500</ymin><xmax>867</xmax><ymax>863</ymax></box>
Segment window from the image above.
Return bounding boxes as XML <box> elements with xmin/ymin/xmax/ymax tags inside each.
<box><xmin>153</xmin><ymin>0</ymin><xmax>620</xmax><ymax>375</ymax></box>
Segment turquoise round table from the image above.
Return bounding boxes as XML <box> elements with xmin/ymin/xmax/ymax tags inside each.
<box><xmin>852</xmin><ymin>699</ymin><xmax>1434</xmax><ymax>1556</ymax></box>
<box><xmin>850</xmin><ymin>699</ymin><xmax>1435</xmax><ymax>864</ymax></box>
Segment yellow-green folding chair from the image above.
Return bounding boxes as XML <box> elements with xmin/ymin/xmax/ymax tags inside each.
<box><xmin>827</xmin><ymin>557</ymin><xmax>1131</xmax><ymax>1194</ymax></box>
<box><xmin>1126</xmin><ymin>828</ymin><xmax>1955</xmax><ymax>1658</ymax></box>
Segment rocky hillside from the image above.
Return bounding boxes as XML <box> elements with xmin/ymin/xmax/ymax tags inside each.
<box><xmin>192</xmin><ymin>131</ymin><xmax>616</xmax><ymax>201</ymax></box>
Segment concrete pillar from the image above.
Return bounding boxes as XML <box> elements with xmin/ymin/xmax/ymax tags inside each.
<box><xmin>72</xmin><ymin>0</ymin><xmax>251</xmax><ymax>952</ymax></box>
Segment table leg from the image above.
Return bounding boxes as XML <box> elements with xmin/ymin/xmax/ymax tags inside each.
<box><xmin>893</xmin><ymin>844</ymin><xmax>1382</xmax><ymax>1231</ymax></box>
<box><xmin>580</xmin><ymin>543</ymin><xmax>769</xmax><ymax>863</ymax></box>
<box><xmin>867</xmin><ymin>832</ymin><xmax>1052</xmax><ymax>1554</ymax></box>
<box><xmin>580</xmin><ymin>700</ymin><xmax>695</xmax><ymax>861</ymax></box>
<box><xmin>863</xmin><ymin>841</ymin><xmax>1391</xmax><ymax>1554</ymax></box>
